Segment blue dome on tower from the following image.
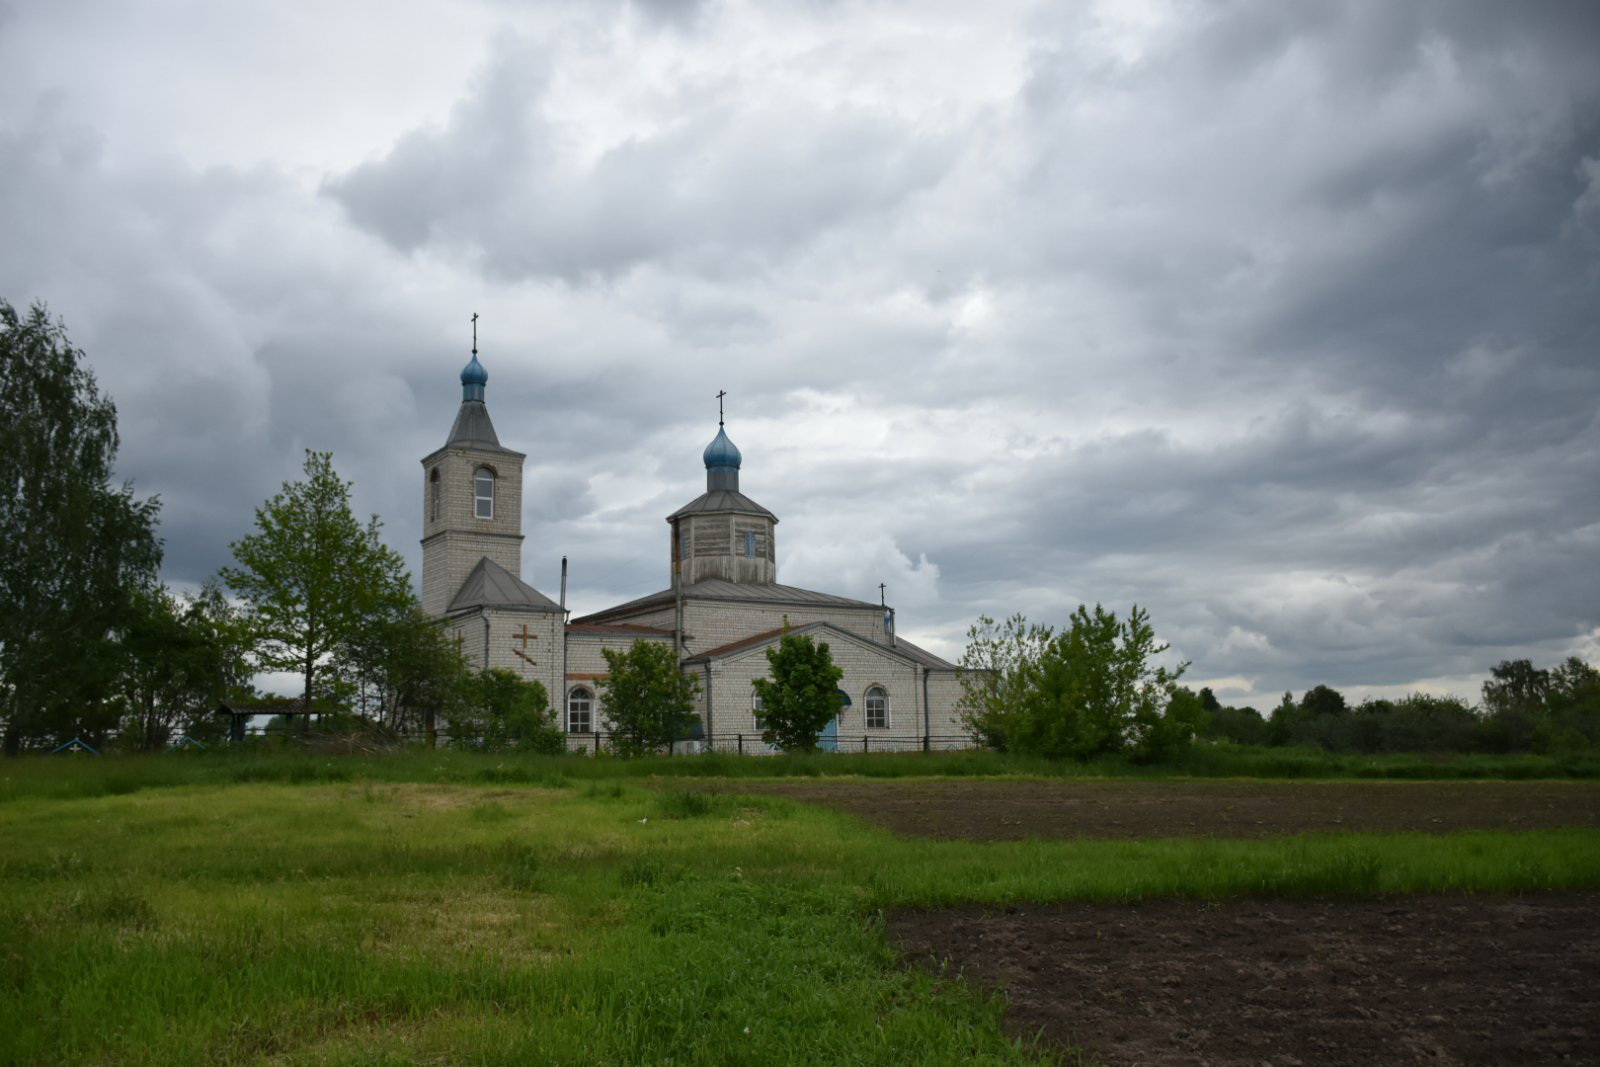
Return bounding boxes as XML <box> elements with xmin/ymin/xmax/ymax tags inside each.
<box><xmin>460</xmin><ymin>352</ymin><xmax>487</xmax><ymax>403</ymax></box>
<box><xmin>703</xmin><ymin>426</ymin><xmax>742</xmax><ymax>471</ymax></box>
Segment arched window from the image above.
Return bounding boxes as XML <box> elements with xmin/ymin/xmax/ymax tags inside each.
<box><xmin>474</xmin><ymin>467</ymin><xmax>494</xmax><ymax>519</ymax></box>
<box><xmin>429</xmin><ymin>468</ymin><xmax>441</xmax><ymax>522</ymax></box>
<box><xmin>568</xmin><ymin>688</ymin><xmax>593</xmax><ymax>734</ymax></box>
<box><xmin>865</xmin><ymin>686</ymin><xmax>888</xmax><ymax>730</ymax></box>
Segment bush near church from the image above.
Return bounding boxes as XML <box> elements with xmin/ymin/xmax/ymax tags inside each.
<box><xmin>959</xmin><ymin>604</ymin><xmax>1193</xmax><ymax>761</ymax></box>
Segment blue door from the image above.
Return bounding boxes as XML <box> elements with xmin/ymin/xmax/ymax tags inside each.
<box><xmin>818</xmin><ymin>689</ymin><xmax>849</xmax><ymax>752</ymax></box>
<box><xmin>818</xmin><ymin>716</ymin><xmax>838</xmax><ymax>752</ymax></box>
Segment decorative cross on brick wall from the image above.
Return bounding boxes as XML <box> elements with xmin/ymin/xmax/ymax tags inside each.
<box><xmin>512</xmin><ymin>623</ymin><xmax>538</xmax><ymax>667</ymax></box>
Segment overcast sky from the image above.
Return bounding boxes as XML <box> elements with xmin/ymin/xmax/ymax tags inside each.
<box><xmin>4</xmin><ymin>0</ymin><xmax>1597</xmax><ymax>708</ymax></box>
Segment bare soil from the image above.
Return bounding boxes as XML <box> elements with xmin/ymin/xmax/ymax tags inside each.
<box><xmin>889</xmin><ymin>894</ymin><xmax>1600</xmax><ymax>1067</ymax></box>
<box><xmin>728</xmin><ymin>780</ymin><xmax>1600</xmax><ymax>1065</ymax></box>
<box><xmin>731</xmin><ymin>779</ymin><xmax>1600</xmax><ymax>839</ymax></box>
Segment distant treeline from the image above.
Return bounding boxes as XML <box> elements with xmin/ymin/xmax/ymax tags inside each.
<box><xmin>1190</xmin><ymin>657</ymin><xmax>1600</xmax><ymax>756</ymax></box>
<box><xmin>958</xmin><ymin>607</ymin><xmax>1600</xmax><ymax>761</ymax></box>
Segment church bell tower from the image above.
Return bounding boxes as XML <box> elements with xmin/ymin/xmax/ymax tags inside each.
<box><xmin>419</xmin><ymin>336</ymin><xmax>526</xmax><ymax>618</ymax></box>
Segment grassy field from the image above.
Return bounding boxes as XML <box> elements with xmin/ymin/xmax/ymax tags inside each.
<box><xmin>4</xmin><ymin>752</ymin><xmax>1599</xmax><ymax>1065</ymax></box>
<box><xmin>3</xmin><ymin>744</ymin><xmax>1597</xmax><ymax>805</ymax></box>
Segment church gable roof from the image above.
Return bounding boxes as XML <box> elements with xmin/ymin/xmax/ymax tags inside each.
<box><xmin>684</xmin><ymin>620</ymin><xmax>953</xmax><ymax>670</ymax></box>
<box><xmin>573</xmin><ymin>578</ymin><xmax>878</xmax><ymax>624</ymax></box>
<box><xmin>447</xmin><ymin>557</ymin><xmax>562</xmax><ymax>614</ymax></box>
<box><xmin>884</xmin><ymin>635</ymin><xmax>958</xmax><ymax>671</ymax></box>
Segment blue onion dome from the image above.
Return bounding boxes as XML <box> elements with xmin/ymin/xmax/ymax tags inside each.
<box><xmin>460</xmin><ymin>352</ymin><xmax>487</xmax><ymax>403</ymax></box>
<box><xmin>703</xmin><ymin>425</ymin><xmax>742</xmax><ymax>470</ymax></box>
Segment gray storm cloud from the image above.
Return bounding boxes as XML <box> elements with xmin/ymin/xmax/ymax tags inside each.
<box><xmin>0</xmin><ymin>0</ymin><xmax>1595</xmax><ymax>704</ymax></box>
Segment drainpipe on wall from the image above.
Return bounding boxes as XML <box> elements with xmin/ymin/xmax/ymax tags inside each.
<box><xmin>482</xmin><ymin>614</ymin><xmax>491</xmax><ymax>671</ymax></box>
<box><xmin>922</xmin><ymin>666</ymin><xmax>931</xmax><ymax>752</ymax></box>
<box><xmin>704</xmin><ymin>663</ymin><xmax>714</xmax><ymax>751</ymax></box>
<box><xmin>560</xmin><ymin>556</ymin><xmax>569</xmax><ymax>735</ymax></box>
<box><xmin>672</xmin><ymin>520</ymin><xmax>684</xmax><ymax>663</ymax></box>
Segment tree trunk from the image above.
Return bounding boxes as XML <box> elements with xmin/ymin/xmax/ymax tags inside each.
<box><xmin>303</xmin><ymin>652</ymin><xmax>315</xmax><ymax>734</ymax></box>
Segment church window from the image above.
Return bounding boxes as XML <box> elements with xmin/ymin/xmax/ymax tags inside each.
<box><xmin>474</xmin><ymin>467</ymin><xmax>494</xmax><ymax>519</ymax></box>
<box><xmin>743</xmin><ymin>531</ymin><xmax>756</xmax><ymax>556</ymax></box>
<box><xmin>865</xmin><ymin>686</ymin><xmax>888</xmax><ymax>729</ymax></box>
<box><xmin>429</xmin><ymin>468</ymin><xmax>441</xmax><ymax>522</ymax></box>
<box><xmin>568</xmin><ymin>688</ymin><xmax>593</xmax><ymax>734</ymax></box>
<box><xmin>752</xmin><ymin>691</ymin><xmax>764</xmax><ymax>727</ymax></box>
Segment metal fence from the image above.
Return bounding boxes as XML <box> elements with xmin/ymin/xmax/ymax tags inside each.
<box><xmin>560</xmin><ymin>731</ymin><xmax>977</xmax><ymax>756</ymax></box>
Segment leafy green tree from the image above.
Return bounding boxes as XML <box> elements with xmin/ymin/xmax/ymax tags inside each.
<box><xmin>328</xmin><ymin>602</ymin><xmax>469</xmax><ymax>743</ymax></box>
<box><xmin>1550</xmin><ymin>657</ymin><xmax>1600</xmax><ymax>709</ymax></box>
<box><xmin>751</xmin><ymin>632</ymin><xmax>845</xmax><ymax>752</ymax></box>
<box><xmin>1352</xmin><ymin>693</ymin><xmax>1480</xmax><ymax>754</ymax></box>
<box><xmin>1539</xmin><ymin>657</ymin><xmax>1600</xmax><ymax>753</ymax></box>
<box><xmin>0</xmin><ymin>300</ymin><xmax>162</xmax><ymax>754</ymax></box>
<box><xmin>1300</xmin><ymin>684</ymin><xmax>1348</xmax><ymax>719</ymax></box>
<box><xmin>1480</xmin><ymin>659</ymin><xmax>1552</xmax><ymax>752</ymax></box>
<box><xmin>1202</xmin><ymin>702</ymin><xmax>1268</xmax><ymax>745</ymax></box>
<box><xmin>1135</xmin><ymin>685</ymin><xmax>1206</xmax><ymax>762</ymax></box>
<box><xmin>1267</xmin><ymin>691</ymin><xmax>1301</xmax><ymax>745</ymax></box>
<box><xmin>221</xmin><ymin>451</ymin><xmax>411</xmax><ymax>715</ymax></box>
<box><xmin>446</xmin><ymin>669</ymin><xmax>564</xmax><ymax>753</ymax></box>
<box><xmin>600</xmin><ymin>640</ymin><xmax>701</xmax><ymax>757</ymax></box>
<box><xmin>957</xmin><ymin>614</ymin><xmax>1055</xmax><ymax>750</ymax></box>
<box><xmin>114</xmin><ymin>581</ymin><xmax>252</xmax><ymax>750</ymax></box>
<box><xmin>1283</xmin><ymin>684</ymin><xmax>1356</xmax><ymax>750</ymax></box>
<box><xmin>959</xmin><ymin>604</ymin><xmax>1188</xmax><ymax>760</ymax></box>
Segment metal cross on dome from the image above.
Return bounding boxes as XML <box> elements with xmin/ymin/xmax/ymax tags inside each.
<box><xmin>471</xmin><ymin>312</ymin><xmax>479</xmax><ymax>354</ymax></box>
<box><xmin>716</xmin><ymin>389</ymin><xmax>727</xmax><ymax>426</ymax></box>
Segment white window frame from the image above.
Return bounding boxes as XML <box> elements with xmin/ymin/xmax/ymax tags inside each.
<box><xmin>474</xmin><ymin>467</ymin><xmax>495</xmax><ymax>519</ymax></box>
<box><xmin>568</xmin><ymin>687</ymin><xmax>593</xmax><ymax>734</ymax></box>
<box><xmin>751</xmin><ymin>690</ymin><xmax>765</xmax><ymax>728</ymax></box>
<box><xmin>865</xmin><ymin>685</ymin><xmax>888</xmax><ymax>730</ymax></box>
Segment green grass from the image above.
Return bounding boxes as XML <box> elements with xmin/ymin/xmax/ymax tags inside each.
<box><xmin>3</xmin><ymin>756</ymin><xmax>1599</xmax><ymax>1064</ymax></box>
<box><xmin>4</xmin><ymin>744</ymin><xmax>1596</xmax><ymax>807</ymax></box>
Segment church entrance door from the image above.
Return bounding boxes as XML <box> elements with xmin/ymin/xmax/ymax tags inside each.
<box><xmin>818</xmin><ymin>715</ymin><xmax>838</xmax><ymax>752</ymax></box>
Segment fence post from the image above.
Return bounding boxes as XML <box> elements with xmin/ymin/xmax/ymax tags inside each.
<box><xmin>737</xmin><ymin>733</ymin><xmax>744</xmax><ymax>755</ymax></box>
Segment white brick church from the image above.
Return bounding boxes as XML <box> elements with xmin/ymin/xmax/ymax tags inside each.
<box><xmin>420</xmin><ymin>347</ymin><xmax>967</xmax><ymax>752</ymax></box>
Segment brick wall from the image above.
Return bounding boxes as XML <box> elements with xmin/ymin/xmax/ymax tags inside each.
<box><xmin>420</xmin><ymin>443</ymin><xmax>525</xmax><ymax>617</ymax></box>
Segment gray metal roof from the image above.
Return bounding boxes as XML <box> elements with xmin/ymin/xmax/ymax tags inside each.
<box><xmin>885</xmin><ymin>635</ymin><xmax>959</xmax><ymax>671</ymax></box>
<box><xmin>574</xmin><ymin>578</ymin><xmax>879</xmax><ymax>623</ymax></box>
<box><xmin>447</xmin><ymin>557</ymin><xmax>563</xmax><ymax>614</ymax></box>
<box><xmin>667</xmin><ymin>489</ymin><xmax>777</xmax><ymax>521</ymax></box>
<box><xmin>445</xmin><ymin>400</ymin><xmax>507</xmax><ymax>450</ymax></box>
<box><xmin>683</xmin><ymin>619</ymin><xmax>957</xmax><ymax>671</ymax></box>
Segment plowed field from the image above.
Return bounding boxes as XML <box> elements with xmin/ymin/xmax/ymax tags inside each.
<box><xmin>734</xmin><ymin>779</ymin><xmax>1600</xmax><ymax>839</ymax></box>
<box><xmin>739</xmin><ymin>779</ymin><xmax>1600</xmax><ymax>1065</ymax></box>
